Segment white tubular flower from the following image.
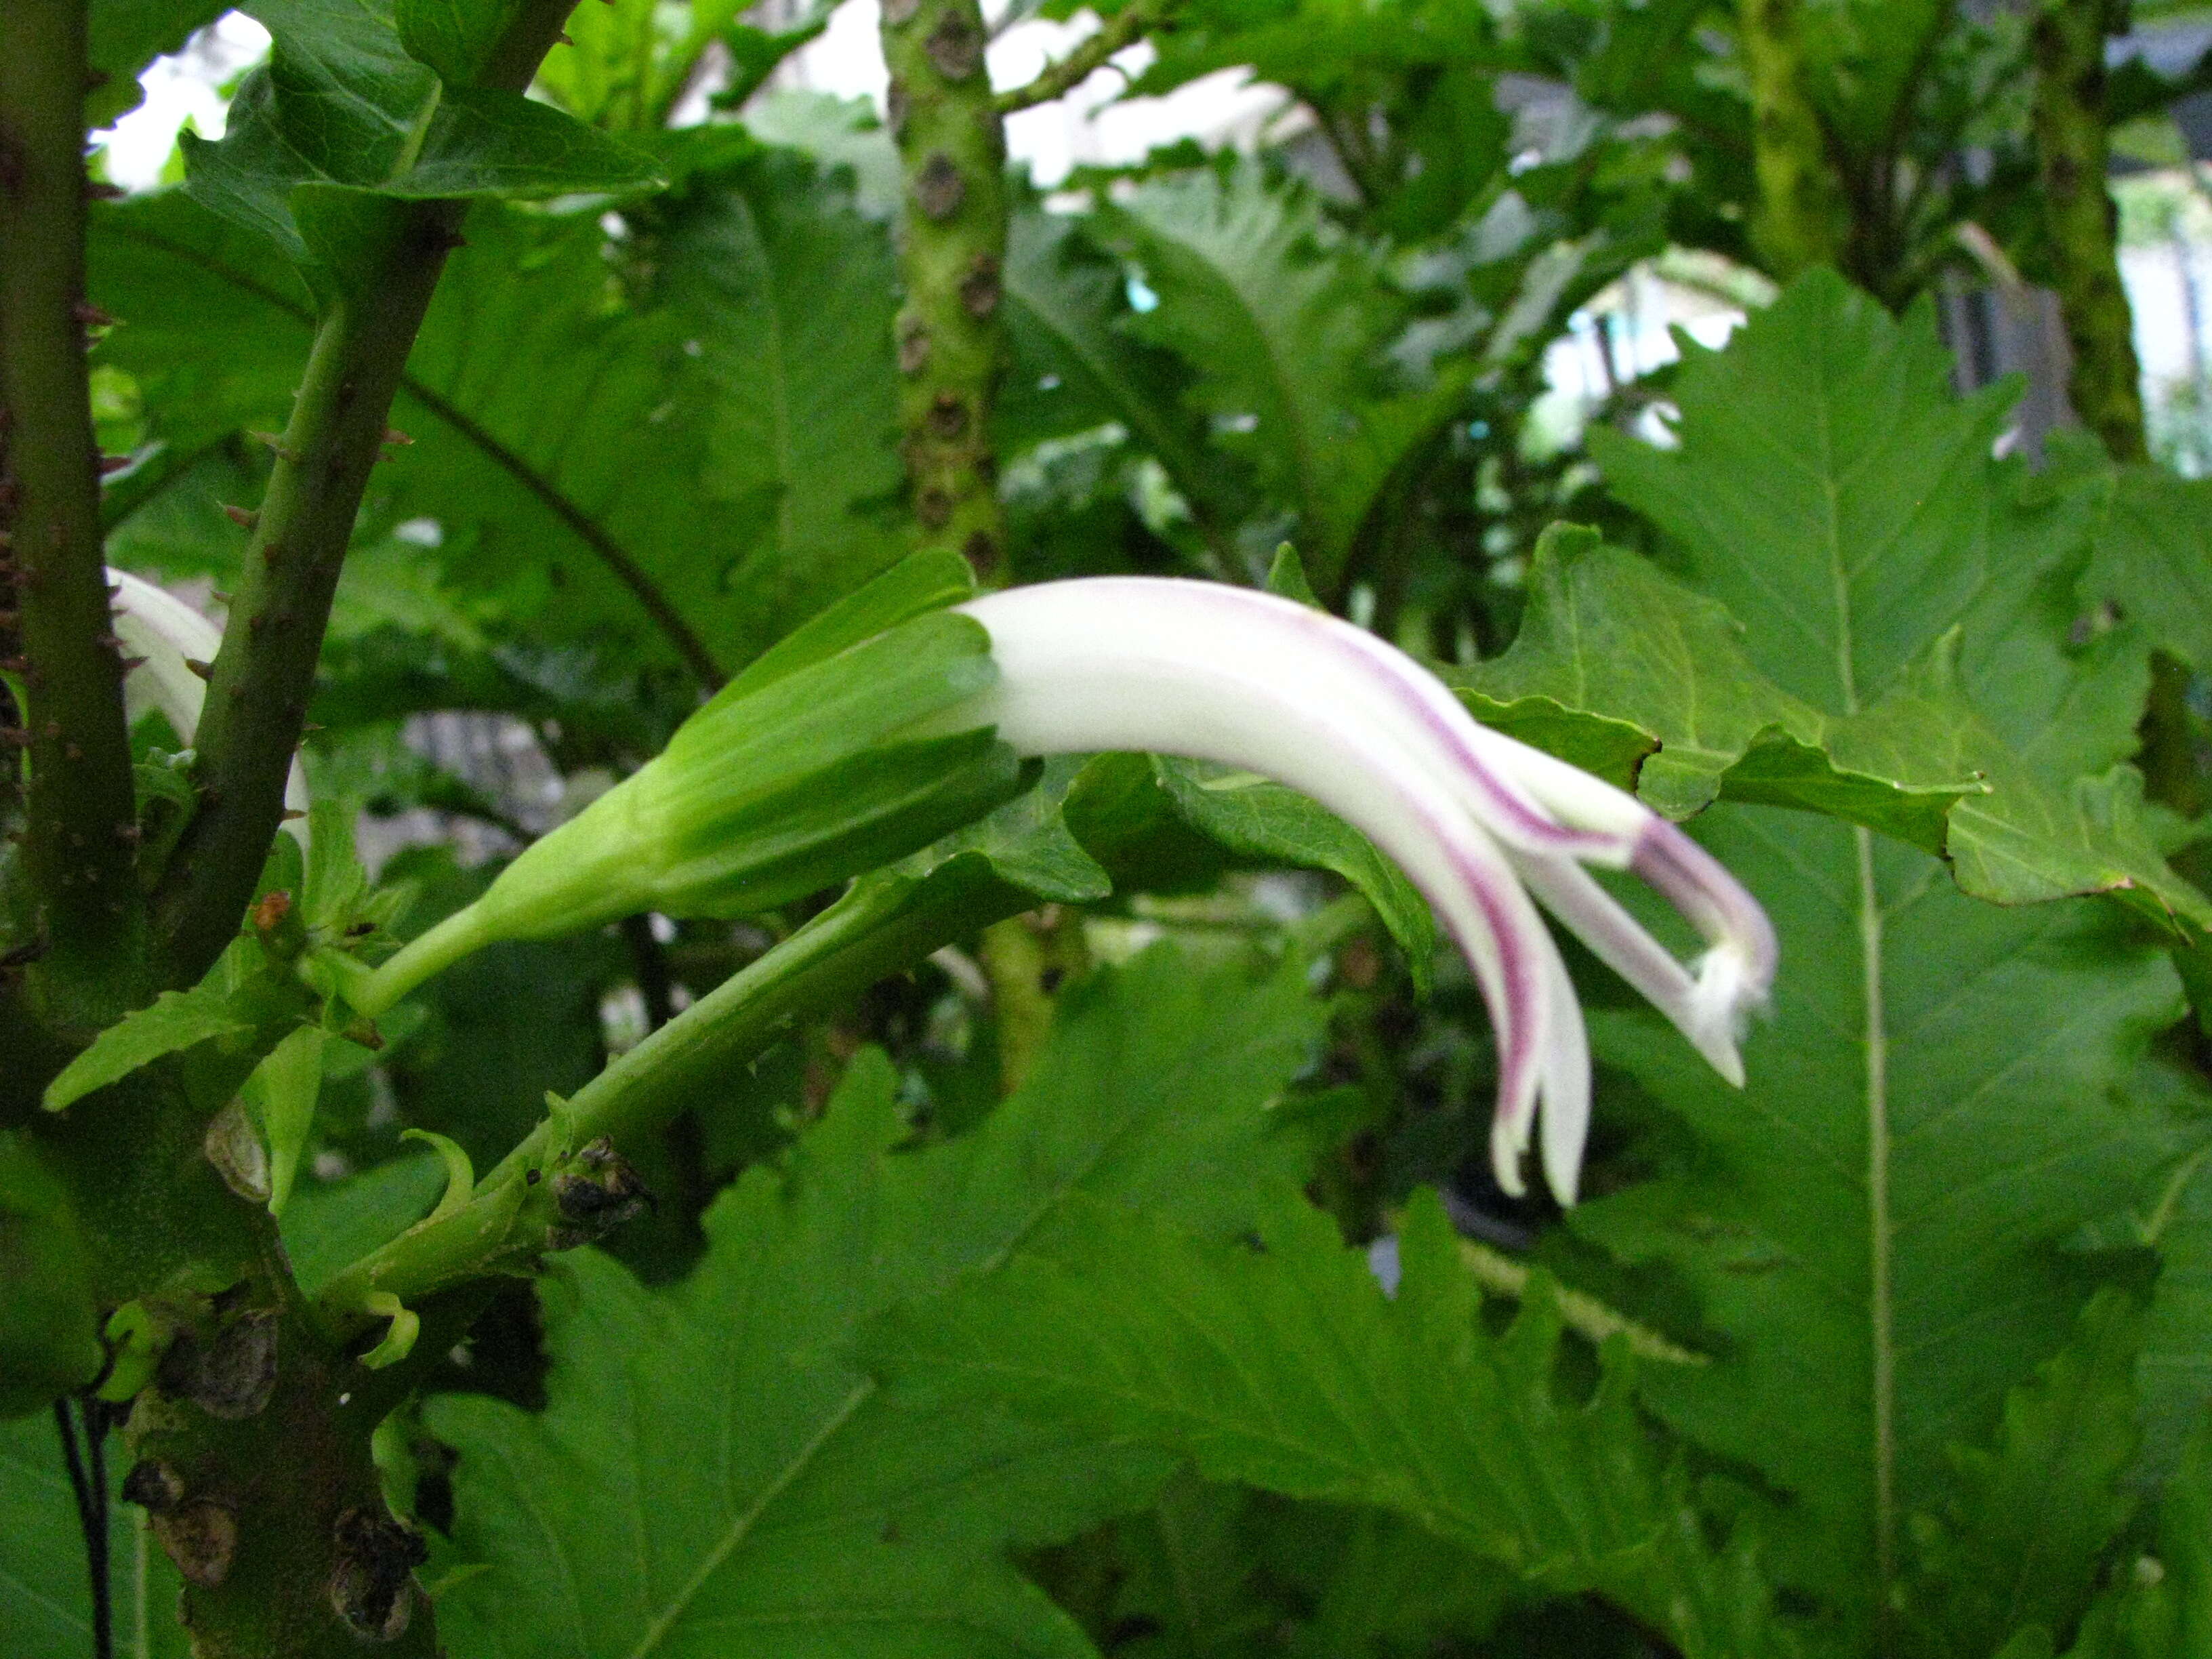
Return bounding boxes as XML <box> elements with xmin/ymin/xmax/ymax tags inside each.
<box><xmin>956</xmin><ymin>577</ymin><xmax>1776</xmax><ymax>1206</ymax></box>
<box><xmin>106</xmin><ymin>569</ymin><xmax>309</xmax><ymax>840</ymax></box>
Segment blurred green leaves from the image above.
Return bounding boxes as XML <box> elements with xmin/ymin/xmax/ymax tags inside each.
<box><xmin>425</xmin><ymin>945</ymin><xmax>1326</xmax><ymax>1658</ymax></box>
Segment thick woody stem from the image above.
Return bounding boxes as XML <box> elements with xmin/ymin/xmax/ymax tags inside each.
<box><xmin>0</xmin><ymin>0</ymin><xmax>147</xmax><ymax>1028</ymax></box>
<box><xmin>882</xmin><ymin>0</ymin><xmax>1012</xmax><ymax>578</ymax></box>
<box><xmin>150</xmin><ymin>0</ymin><xmax>583</xmax><ymax>987</ymax></box>
<box><xmin>1736</xmin><ymin>0</ymin><xmax>1852</xmax><ymax>281</ymax></box>
<box><xmin>2032</xmin><ymin>0</ymin><xmax>2150</xmax><ymax>463</ymax></box>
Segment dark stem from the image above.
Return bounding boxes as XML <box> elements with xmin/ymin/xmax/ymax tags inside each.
<box><xmin>2031</xmin><ymin>0</ymin><xmax>2149</xmax><ymax>462</ymax></box>
<box><xmin>0</xmin><ymin>0</ymin><xmax>147</xmax><ymax>1028</ymax></box>
<box><xmin>55</xmin><ymin>1397</ymin><xmax>111</xmax><ymax>1659</ymax></box>
<box><xmin>882</xmin><ymin>0</ymin><xmax>1012</xmax><ymax>577</ymax></box>
<box><xmin>149</xmin><ymin>0</ymin><xmax>587</xmax><ymax>988</ymax></box>
<box><xmin>82</xmin><ymin>1397</ymin><xmax>112</xmax><ymax>1659</ymax></box>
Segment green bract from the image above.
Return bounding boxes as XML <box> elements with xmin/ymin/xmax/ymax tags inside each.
<box><xmin>350</xmin><ymin>554</ymin><xmax>1020</xmax><ymax>1015</ymax></box>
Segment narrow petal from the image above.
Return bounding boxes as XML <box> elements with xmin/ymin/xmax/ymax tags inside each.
<box><xmin>1511</xmin><ymin>851</ymin><xmax>1748</xmax><ymax>1085</ymax></box>
<box><xmin>1631</xmin><ymin>818</ymin><xmax>1778</xmax><ymax>1045</ymax></box>
<box><xmin>960</xmin><ymin>578</ymin><xmax>1571</xmax><ymax>1194</ymax></box>
<box><xmin>1534</xmin><ymin>941</ymin><xmax>1592</xmax><ymax>1206</ymax></box>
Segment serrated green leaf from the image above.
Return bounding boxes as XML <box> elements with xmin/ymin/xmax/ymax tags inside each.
<box><xmin>426</xmin><ymin>945</ymin><xmax>1327</xmax><ymax>1658</ymax></box>
<box><xmin>999</xmin><ymin>205</ymin><xmax>1242</xmax><ymax>552</ymax></box>
<box><xmin>870</xmin><ymin>1187</ymin><xmax>1800</xmax><ymax>1659</ymax></box>
<box><xmin>182</xmin><ymin>0</ymin><xmax>660</xmax><ymax>283</ymax></box>
<box><xmin>1449</xmin><ymin>524</ymin><xmax>1978</xmax><ymax>837</ymax></box>
<box><xmin>1568</xmin><ymin>804</ymin><xmax>2188</xmax><ymax>1636</ymax></box>
<box><xmin>904</xmin><ymin>756</ymin><xmax>1114</xmax><ymax>906</ymax></box>
<box><xmin>1590</xmin><ymin>270</ymin><xmax>2212</xmax><ymax>938</ymax></box>
<box><xmin>1099</xmin><ymin>163</ymin><xmax>1464</xmax><ymax>593</ymax></box>
<box><xmin>95</xmin><ymin>148</ymin><xmax>914</xmax><ymax>687</ymax></box>
<box><xmin>653</xmin><ymin>146</ymin><xmax>913</xmax><ymax>658</ymax></box>
<box><xmin>43</xmin><ymin>985</ymin><xmax>252</xmax><ymax>1112</ymax></box>
<box><xmin>1904</xmin><ymin>1290</ymin><xmax>2144</xmax><ymax>1658</ymax></box>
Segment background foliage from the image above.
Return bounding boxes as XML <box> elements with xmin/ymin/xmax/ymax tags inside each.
<box><xmin>9</xmin><ymin>0</ymin><xmax>2212</xmax><ymax>1656</ymax></box>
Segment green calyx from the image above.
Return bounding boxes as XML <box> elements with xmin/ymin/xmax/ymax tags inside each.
<box><xmin>350</xmin><ymin>552</ymin><xmax>1017</xmax><ymax>1016</ymax></box>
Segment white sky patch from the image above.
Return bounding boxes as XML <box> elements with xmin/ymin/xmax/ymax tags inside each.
<box><xmin>94</xmin><ymin>11</ymin><xmax>270</xmax><ymax>193</ymax></box>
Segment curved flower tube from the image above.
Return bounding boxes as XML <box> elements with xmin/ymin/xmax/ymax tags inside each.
<box><xmin>106</xmin><ymin>569</ymin><xmax>309</xmax><ymax>840</ymax></box>
<box><xmin>954</xmin><ymin>577</ymin><xmax>1776</xmax><ymax>1206</ymax></box>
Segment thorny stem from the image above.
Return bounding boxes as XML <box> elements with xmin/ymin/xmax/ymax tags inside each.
<box><xmin>2031</xmin><ymin>0</ymin><xmax>2149</xmax><ymax>462</ymax></box>
<box><xmin>150</xmin><ymin>0</ymin><xmax>587</xmax><ymax>988</ymax></box>
<box><xmin>882</xmin><ymin>0</ymin><xmax>1012</xmax><ymax>577</ymax></box>
<box><xmin>0</xmin><ymin>0</ymin><xmax>147</xmax><ymax>1029</ymax></box>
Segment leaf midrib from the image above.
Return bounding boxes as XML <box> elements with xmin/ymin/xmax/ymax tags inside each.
<box><xmin>618</xmin><ymin>1026</ymin><xmax>1303</xmax><ymax>1655</ymax></box>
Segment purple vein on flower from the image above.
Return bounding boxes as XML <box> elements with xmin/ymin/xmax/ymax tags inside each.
<box><xmin>954</xmin><ymin>577</ymin><xmax>1776</xmax><ymax>1206</ymax></box>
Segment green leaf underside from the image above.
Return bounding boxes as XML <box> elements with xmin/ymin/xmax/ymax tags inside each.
<box><xmin>870</xmin><ymin>1187</ymin><xmax>1798</xmax><ymax>1659</ymax></box>
<box><xmin>427</xmin><ymin>947</ymin><xmax>1325</xmax><ymax>1658</ymax></box>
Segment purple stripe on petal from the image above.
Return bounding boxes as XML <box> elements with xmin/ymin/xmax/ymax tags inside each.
<box><xmin>1632</xmin><ymin>819</ymin><xmax>1779</xmax><ymax>999</ymax></box>
<box><xmin>1168</xmin><ymin>581</ymin><xmax>1626</xmax><ymax>859</ymax></box>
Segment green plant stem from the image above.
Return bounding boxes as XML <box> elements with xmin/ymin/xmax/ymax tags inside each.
<box><xmin>882</xmin><ymin>0</ymin><xmax>1012</xmax><ymax>576</ymax></box>
<box><xmin>314</xmin><ymin>861</ymin><xmax>1033</xmax><ymax>1331</ymax></box>
<box><xmin>1737</xmin><ymin>0</ymin><xmax>1852</xmax><ymax>282</ymax></box>
<box><xmin>2032</xmin><ymin>0</ymin><xmax>2150</xmax><ymax>463</ymax></box>
<box><xmin>993</xmin><ymin>1</ymin><xmax>1164</xmax><ymax>114</ymax></box>
<box><xmin>0</xmin><ymin>0</ymin><xmax>147</xmax><ymax>1029</ymax></box>
<box><xmin>149</xmin><ymin>0</ymin><xmax>584</xmax><ymax>989</ymax></box>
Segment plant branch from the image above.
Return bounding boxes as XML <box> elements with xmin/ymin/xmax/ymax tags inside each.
<box><xmin>0</xmin><ymin>0</ymin><xmax>146</xmax><ymax>1027</ymax></box>
<box><xmin>993</xmin><ymin>2</ymin><xmax>1166</xmax><ymax>115</ymax></box>
<box><xmin>2031</xmin><ymin>0</ymin><xmax>2149</xmax><ymax>462</ymax></box>
<box><xmin>149</xmin><ymin>0</ymin><xmax>587</xmax><ymax>989</ymax></box>
<box><xmin>313</xmin><ymin>861</ymin><xmax>1033</xmax><ymax>1332</ymax></box>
